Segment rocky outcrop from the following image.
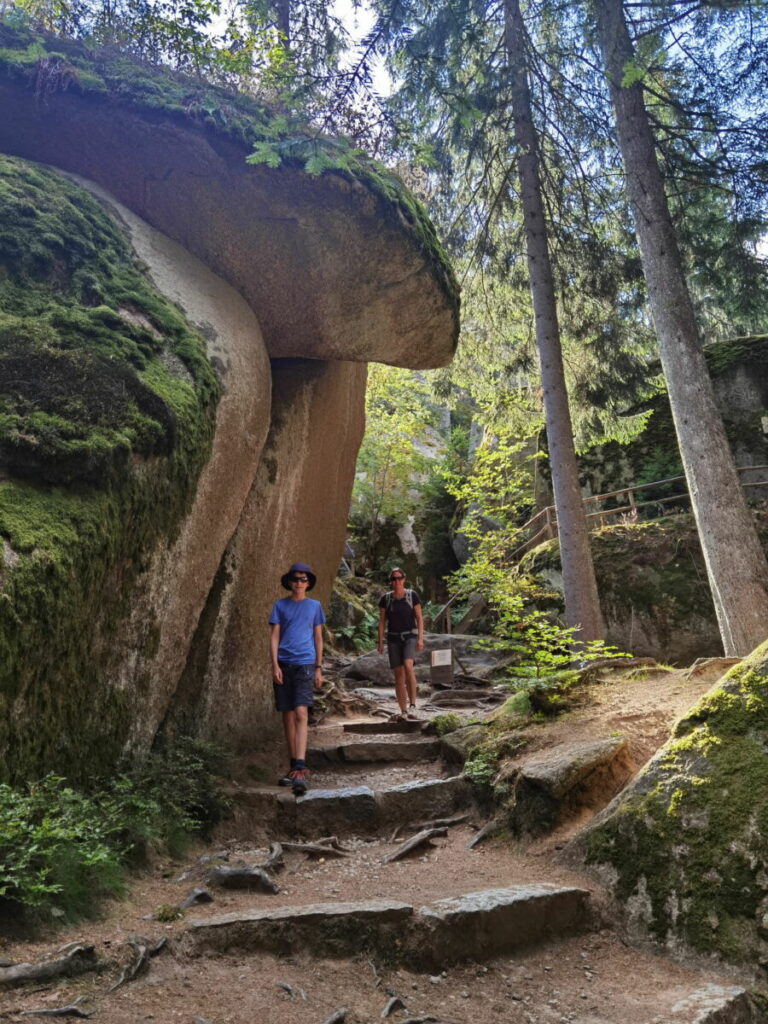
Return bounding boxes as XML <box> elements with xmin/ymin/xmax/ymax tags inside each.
<box><xmin>169</xmin><ymin>358</ymin><xmax>366</xmax><ymax>746</ymax></box>
<box><xmin>0</xmin><ymin>29</ymin><xmax>458</xmax><ymax>781</ymax></box>
<box><xmin>503</xmin><ymin>737</ymin><xmax>633</xmax><ymax>838</ymax></box>
<box><xmin>566</xmin><ymin>640</ymin><xmax>768</xmax><ymax>968</ymax></box>
<box><xmin>78</xmin><ymin>179</ymin><xmax>273</xmax><ymax>755</ymax></box>
<box><xmin>526</xmin><ymin>510</ymin><xmax>768</xmax><ymax>664</ymax></box>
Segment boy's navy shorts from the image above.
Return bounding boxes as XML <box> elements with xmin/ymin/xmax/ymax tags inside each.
<box><xmin>274</xmin><ymin>662</ymin><xmax>315</xmax><ymax>711</ymax></box>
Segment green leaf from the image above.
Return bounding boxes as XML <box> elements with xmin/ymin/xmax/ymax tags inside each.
<box><xmin>246</xmin><ymin>142</ymin><xmax>282</xmax><ymax>168</ymax></box>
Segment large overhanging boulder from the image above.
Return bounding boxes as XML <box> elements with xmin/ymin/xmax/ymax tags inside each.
<box><xmin>566</xmin><ymin>640</ymin><xmax>768</xmax><ymax>968</ymax></box>
<box><xmin>0</xmin><ymin>24</ymin><xmax>458</xmax><ymax>369</ymax></box>
<box><xmin>0</xmin><ymin>27</ymin><xmax>459</xmax><ymax>782</ymax></box>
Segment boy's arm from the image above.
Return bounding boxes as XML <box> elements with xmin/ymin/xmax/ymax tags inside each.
<box><xmin>270</xmin><ymin>623</ymin><xmax>282</xmax><ymax>684</ymax></box>
<box><xmin>313</xmin><ymin>624</ymin><xmax>323</xmax><ymax>688</ymax></box>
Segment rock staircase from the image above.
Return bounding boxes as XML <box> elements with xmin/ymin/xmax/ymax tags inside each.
<box><xmin>181</xmin><ymin>716</ymin><xmax>764</xmax><ymax>1024</ymax></box>
<box><xmin>2</xmin><ymin>715</ymin><xmax>764</xmax><ymax>1024</ymax></box>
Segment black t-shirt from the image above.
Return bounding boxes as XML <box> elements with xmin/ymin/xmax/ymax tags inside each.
<box><xmin>379</xmin><ymin>589</ymin><xmax>421</xmax><ymax>633</ymax></box>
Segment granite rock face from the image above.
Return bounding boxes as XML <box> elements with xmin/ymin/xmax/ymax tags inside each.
<box><xmin>566</xmin><ymin>641</ymin><xmax>768</xmax><ymax>968</ymax></box>
<box><xmin>0</xmin><ymin>32</ymin><xmax>458</xmax><ymax>780</ymax></box>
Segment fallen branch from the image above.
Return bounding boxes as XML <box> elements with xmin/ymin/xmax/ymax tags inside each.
<box><xmin>20</xmin><ymin>997</ymin><xmax>92</xmax><ymax>1018</ymax></box>
<box><xmin>400</xmin><ymin>1017</ymin><xmax>462</xmax><ymax>1024</ymax></box>
<box><xmin>175</xmin><ymin>850</ymin><xmax>229</xmax><ymax>883</ymax></box>
<box><xmin>206</xmin><ymin>865</ymin><xmax>280</xmax><ymax>892</ymax></box>
<box><xmin>402</xmin><ymin>814</ymin><xmax>469</xmax><ymax>834</ymax></box>
<box><xmin>107</xmin><ymin>937</ymin><xmax>165</xmax><ymax>993</ymax></box>
<box><xmin>0</xmin><ymin>945</ymin><xmax>97</xmax><ymax>989</ymax></box>
<box><xmin>276</xmin><ymin>981</ymin><xmax>306</xmax><ymax>1000</ymax></box>
<box><xmin>281</xmin><ymin>841</ymin><xmax>350</xmax><ymax>859</ymax></box>
<box><xmin>466</xmin><ymin>821</ymin><xmax>501</xmax><ymax>850</ymax></box>
<box><xmin>382</xmin><ymin>827</ymin><xmax>447</xmax><ymax>864</ymax></box>
<box><xmin>263</xmin><ymin>841</ymin><xmax>285</xmax><ymax>872</ymax></box>
<box><xmin>368</xmin><ymin>958</ymin><xmax>382</xmax><ymax>989</ymax></box>
<box><xmin>381</xmin><ymin>995</ymin><xmax>406</xmax><ymax>1017</ymax></box>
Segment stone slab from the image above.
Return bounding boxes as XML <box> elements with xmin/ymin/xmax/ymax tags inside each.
<box><xmin>343</xmin><ymin>720</ymin><xmax>424</xmax><ymax>735</ymax></box>
<box><xmin>307</xmin><ymin>740</ymin><xmax>440</xmax><ymax>767</ymax></box>
<box><xmin>671</xmin><ymin>985</ymin><xmax>761</xmax><ymax>1024</ymax></box>
<box><xmin>184</xmin><ymin>899</ymin><xmax>413</xmax><ymax>957</ymax></box>
<box><xmin>375</xmin><ymin>776</ymin><xmax>474</xmax><ymax>826</ymax></box>
<box><xmin>232</xmin><ymin>777</ymin><xmax>474</xmax><ymax>840</ymax></box>
<box><xmin>411</xmin><ymin>885</ymin><xmax>591</xmax><ymax>968</ymax></box>
<box><xmin>291</xmin><ymin>785</ymin><xmax>379</xmax><ymax>837</ymax></box>
<box><xmin>182</xmin><ymin>886</ymin><xmax>596</xmax><ymax>967</ymax></box>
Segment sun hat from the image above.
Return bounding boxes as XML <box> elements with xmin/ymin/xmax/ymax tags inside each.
<box><xmin>280</xmin><ymin>561</ymin><xmax>317</xmax><ymax>591</ymax></box>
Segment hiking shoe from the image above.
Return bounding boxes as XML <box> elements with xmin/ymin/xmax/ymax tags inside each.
<box><xmin>291</xmin><ymin>769</ymin><xmax>310</xmax><ymax>796</ymax></box>
<box><xmin>277</xmin><ymin>772</ymin><xmax>294</xmax><ymax>787</ymax></box>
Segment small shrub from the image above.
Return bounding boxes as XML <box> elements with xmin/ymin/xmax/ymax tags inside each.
<box><xmin>155</xmin><ymin>903</ymin><xmax>183</xmax><ymax>922</ymax></box>
<box><xmin>335</xmin><ymin>610</ymin><xmax>379</xmax><ymax>651</ymax></box>
<box><xmin>0</xmin><ymin>737</ymin><xmax>230</xmax><ymax>921</ymax></box>
<box><xmin>463</xmin><ymin>749</ymin><xmax>497</xmax><ymax>787</ymax></box>
<box><xmin>0</xmin><ymin>776</ymin><xmax>126</xmax><ymax>919</ymax></box>
<box><xmin>432</xmin><ymin>712</ymin><xmax>463</xmax><ymax>736</ymax></box>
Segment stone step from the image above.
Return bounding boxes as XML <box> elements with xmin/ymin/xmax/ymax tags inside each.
<box><xmin>182</xmin><ymin>884</ymin><xmax>593</xmax><ymax>966</ymax></box>
<box><xmin>668</xmin><ymin>985</ymin><xmax>763</xmax><ymax>1024</ymax></box>
<box><xmin>342</xmin><ymin>720</ymin><xmax>425</xmax><ymax>734</ymax></box>
<box><xmin>306</xmin><ymin>738</ymin><xmax>441</xmax><ymax>767</ymax></box>
<box><xmin>233</xmin><ymin>775</ymin><xmax>474</xmax><ymax>839</ymax></box>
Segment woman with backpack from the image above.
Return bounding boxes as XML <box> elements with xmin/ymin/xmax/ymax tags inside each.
<box><xmin>376</xmin><ymin>566</ymin><xmax>425</xmax><ymax>719</ymax></box>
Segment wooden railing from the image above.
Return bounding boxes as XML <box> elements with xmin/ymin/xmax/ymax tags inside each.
<box><xmin>427</xmin><ymin>464</ymin><xmax>768</xmax><ymax>634</ymax></box>
<box><xmin>512</xmin><ymin>464</ymin><xmax>768</xmax><ymax>561</ymax></box>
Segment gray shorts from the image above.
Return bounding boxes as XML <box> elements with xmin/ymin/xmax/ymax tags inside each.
<box><xmin>387</xmin><ymin>633</ymin><xmax>417</xmax><ymax>668</ymax></box>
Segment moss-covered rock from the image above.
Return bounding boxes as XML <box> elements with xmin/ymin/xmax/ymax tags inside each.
<box><xmin>576</xmin><ymin>335</ymin><xmax>768</xmax><ymax>503</ymax></box>
<box><xmin>568</xmin><ymin>640</ymin><xmax>768</xmax><ymax>967</ymax></box>
<box><xmin>524</xmin><ymin>509</ymin><xmax>768</xmax><ymax>664</ymax></box>
<box><xmin>0</xmin><ymin>156</ymin><xmax>219</xmax><ymax>783</ymax></box>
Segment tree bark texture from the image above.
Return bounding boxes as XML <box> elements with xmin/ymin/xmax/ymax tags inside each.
<box><xmin>594</xmin><ymin>0</ymin><xmax>768</xmax><ymax>655</ymax></box>
<box><xmin>505</xmin><ymin>0</ymin><xmax>604</xmax><ymax>642</ymax></box>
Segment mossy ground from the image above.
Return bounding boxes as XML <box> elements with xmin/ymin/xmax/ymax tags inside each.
<box><xmin>0</xmin><ymin>155</ymin><xmax>219</xmax><ymax>784</ymax></box>
<box><xmin>583</xmin><ymin>640</ymin><xmax>768</xmax><ymax>965</ymax></box>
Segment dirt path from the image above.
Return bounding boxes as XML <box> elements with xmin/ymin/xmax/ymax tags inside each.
<box><xmin>0</xmin><ymin>662</ymin><xmax>758</xmax><ymax>1024</ymax></box>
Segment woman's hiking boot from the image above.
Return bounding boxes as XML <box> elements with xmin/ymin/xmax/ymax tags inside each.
<box><xmin>291</xmin><ymin>768</ymin><xmax>310</xmax><ymax>796</ymax></box>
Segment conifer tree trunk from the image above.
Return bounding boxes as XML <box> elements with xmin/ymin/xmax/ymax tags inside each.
<box><xmin>594</xmin><ymin>0</ymin><xmax>768</xmax><ymax>655</ymax></box>
<box><xmin>505</xmin><ymin>0</ymin><xmax>604</xmax><ymax>642</ymax></box>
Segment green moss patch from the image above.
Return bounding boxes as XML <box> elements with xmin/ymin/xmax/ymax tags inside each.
<box><xmin>582</xmin><ymin>640</ymin><xmax>768</xmax><ymax>965</ymax></box>
<box><xmin>0</xmin><ymin>156</ymin><xmax>219</xmax><ymax>784</ymax></box>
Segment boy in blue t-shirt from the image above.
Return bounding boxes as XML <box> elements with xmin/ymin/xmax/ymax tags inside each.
<box><xmin>268</xmin><ymin>561</ymin><xmax>325</xmax><ymax>796</ymax></box>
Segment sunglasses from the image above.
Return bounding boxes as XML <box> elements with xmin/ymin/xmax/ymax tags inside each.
<box><xmin>389</xmin><ymin>575</ymin><xmax>404</xmax><ymax>581</ymax></box>
<box><xmin>290</xmin><ymin>576</ymin><xmax>309</xmax><ymax>583</ymax></box>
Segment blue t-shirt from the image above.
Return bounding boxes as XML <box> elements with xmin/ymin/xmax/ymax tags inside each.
<box><xmin>269</xmin><ymin>597</ymin><xmax>326</xmax><ymax>664</ymax></box>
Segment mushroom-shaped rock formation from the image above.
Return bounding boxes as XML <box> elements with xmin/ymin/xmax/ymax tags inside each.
<box><xmin>0</xmin><ymin>24</ymin><xmax>458</xmax><ymax>369</ymax></box>
<box><xmin>566</xmin><ymin>640</ymin><xmax>768</xmax><ymax>969</ymax></box>
<box><xmin>0</xmin><ymin>27</ymin><xmax>459</xmax><ymax>782</ymax></box>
